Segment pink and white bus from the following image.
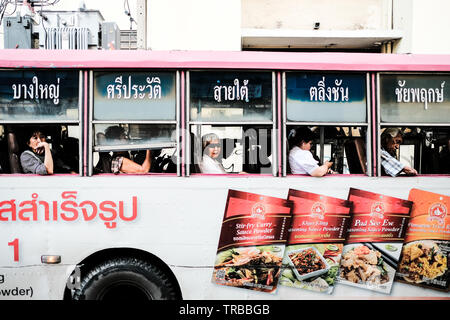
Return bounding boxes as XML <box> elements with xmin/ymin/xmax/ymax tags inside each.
<box><xmin>0</xmin><ymin>50</ymin><xmax>449</xmax><ymax>300</ymax></box>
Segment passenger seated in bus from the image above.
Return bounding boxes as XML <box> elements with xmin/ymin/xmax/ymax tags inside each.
<box><xmin>380</xmin><ymin>127</ymin><xmax>418</xmax><ymax>176</ymax></box>
<box><xmin>199</xmin><ymin>133</ymin><xmax>226</xmax><ymax>174</ymax></box>
<box><xmin>20</xmin><ymin>129</ymin><xmax>71</xmax><ymax>175</ymax></box>
<box><xmin>288</xmin><ymin>127</ymin><xmax>334</xmax><ymax>177</ymax></box>
<box><xmin>104</xmin><ymin>125</ymin><xmax>152</xmax><ymax>174</ymax></box>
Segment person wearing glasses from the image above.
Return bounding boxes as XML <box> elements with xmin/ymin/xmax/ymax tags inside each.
<box><xmin>380</xmin><ymin>127</ymin><xmax>418</xmax><ymax>176</ymax></box>
<box><xmin>199</xmin><ymin>133</ymin><xmax>226</xmax><ymax>174</ymax></box>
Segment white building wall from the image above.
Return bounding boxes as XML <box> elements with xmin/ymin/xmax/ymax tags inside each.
<box><xmin>242</xmin><ymin>0</ymin><xmax>391</xmax><ymax>31</ymax></box>
<box><xmin>392</xmin><ymin>0</ymin><xmax>450</xmax><ymax>53</ymax></box>
<box><xmin>147</xmin><ymin>0</ymin><xmax>241</xmax><ymax>51</ymax></box>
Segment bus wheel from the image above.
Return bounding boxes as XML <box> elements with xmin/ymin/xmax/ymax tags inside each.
<box><xmin>72</xmin><ymin>257</ymin><xmax>179</xmax><ymax>300</ymax></box>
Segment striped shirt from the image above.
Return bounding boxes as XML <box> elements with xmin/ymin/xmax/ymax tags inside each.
<box><xmin>380</xmin><ymin>149</ymin><xmax>404</xmax><ymax>177</ymax></box>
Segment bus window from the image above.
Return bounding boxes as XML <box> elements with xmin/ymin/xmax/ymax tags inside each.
<box><xmin>286</xmin><ymin>125</ymin><xmax>367</xmax><ymax>175</ymax></box>
<box><xmin>0</xmin><ymin>124</ymin><xmax>79</xmax><ymax>174</ymax></box>
<box><xmin>380</xmin><ymin>126</ymin><xmax>450</xmax><ymax>175</ymax></box>
<box><xmin>190</xmin><ymin>124</ymin><xmax>272</xmax><ymax>174</ymax></box>
<box><xmin>93</xmin><ymin>123</ymin><xmax>177</xmax><ymax>174</ymax></box>
<box><xmin>92</xmin><ymin>71</ymin><xmax>178</xmax><ymax>175</ymax></box>
<box><xmin>379</xmin><ymin>73</ymin><xmax>450</xmax><ymax>175</ymax></box>
<box><xmin>284</xmin><ymin>72</ymin><xmax>369</xmax><ymax>176</ymax></box>
<box><xmin>188</xmin><ymin>71</ymin><xmax>275</xmax><ymax>175</ymax></box>
<box><xmin>0</xmin><ymin>70</ymin><xmax>80</xmax><ymax>174</ymax></box>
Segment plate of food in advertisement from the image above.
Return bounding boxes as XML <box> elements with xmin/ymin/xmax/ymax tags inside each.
<box><xmin>338</xmin><ymin>243</ymin><xmax>397</xmax><ymax>293</ymax></box>
<box><xmin>287</xmin><ymin>246</ymin><xmax>330</xmax><ymax>281</ymax></box>
<box><xmin>213</xmin><ymin>245</ymin><xmax>284</xmax><ymax>293</ymax></box>
<box><xmin>280</xmin><ymin>244</ymin><xmax>342</xmax><ymax>294</ymax></box>
<box><xmin>397</xmin><ymin>240</ymin><xmax>448</xmax><ymax>284</ymax></box>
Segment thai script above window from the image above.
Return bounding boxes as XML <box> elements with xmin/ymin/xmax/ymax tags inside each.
<box><xmin>394</xmin><ymin>80</ymin><xmax>445</xmax><ymax>110</ymax></box>
<box><xmin>213</xmin><ymin>78</ymin><xmax>249</xmax><ymax>103</ymax></box>
<box><xmin>106</xmin><ymin>76</ymin><xmax>162</xmax><ymax>100</ymax></box>
<box><xmin>309</xmin><ymin>77</ymin><xmax>349</xmax><ymax>102</ymax></box>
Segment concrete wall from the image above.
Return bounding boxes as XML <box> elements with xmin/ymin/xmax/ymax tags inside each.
<box><xmin>393</xmin><ymin>0</ymin><xmax>450</xmax><ymax>54</ymax></box>
<box><xmin>242</xmin><ymin>0</ymin><xmax>391</xmax><ymax>31</ymax></box>
<box><xmin>147</xmin><ymin>0</ymin><xmax>241</xmax><ymax>51</ymax></box>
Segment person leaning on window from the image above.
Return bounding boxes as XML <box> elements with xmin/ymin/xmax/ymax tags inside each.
<box><xmin>20</xmin><ymin>128</ymin><xmax>71</xmax><ymax>175</ymax></box>
<box><xmin>380</xmin><ymin>127</ymin><xmax>418</xmax><ymax>176</ymax></box>
<box><xmin>104</xmin><ymin>126</ymin><xmax>152</xmax><ymax>174</ymax></box>
<box><xmin>199</xmin><ymin>133</ymin><xmax>226</xmax><ymax>174</ymax></box>
<box><xmin>288</xmin><ymin>127</ymin><xmax>334</xmax><ymax>177</ymax></box>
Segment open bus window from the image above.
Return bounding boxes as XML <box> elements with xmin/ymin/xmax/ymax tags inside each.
<box><xmin>381</xmin><ymin>127</ymin><xmax>450</xmax><ymax>175</ymax></box>
<box><xmin>0</xmin><ymin>124</ymin><xmax>79</xmax><ymax>174</ymax></box>
<box><xmin>286</xmin><ymin>126</ymin><xmax>367</xmax><ymax>175</ymax></box>
<box><xmin>93</xmin><ymin>124</ymin><xmax>177</xmax><ymax>174</ymax></box>
<box><xmin>190</xmin><ymin>125</ymin><xmax>273</xmax><ymax>174</ymax></box>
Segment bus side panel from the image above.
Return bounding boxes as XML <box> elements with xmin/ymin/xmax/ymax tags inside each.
<box><xmin>1</xmin><ymin>176</ymin><xmax>449</xmax><ymax>299</ymax></box>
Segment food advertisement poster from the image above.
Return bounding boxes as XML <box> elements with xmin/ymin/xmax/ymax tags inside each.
<box><xmin>338</xmin><ymin>188</ymin><xmax>413</xmax><ymax>294</ymax></box>
<box><xmin>280</xmin><ymin>189</ymin><xmax>352</xmax><ymax>294</ymax></box>
<box><xmin>212</xmin><ymin>190</ymin><xmax>293</xmax><ymax>293</ymax></box>
<box><xmin>396</xmin><ymin>189</ymin><xmax>449</xmax><ymax>291</ymax></box>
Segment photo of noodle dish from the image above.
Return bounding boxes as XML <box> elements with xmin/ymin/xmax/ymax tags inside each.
<box><xmin>398</xmin><ymin>240</ymin><xmax>447</xmax><ymax>283</ymax></box>
<box><xmin>338</xmin><ymin>244</ymin><xmax>396</xmax><ymax>293</ymax></box>
<box><xmin>213</xmin><ymin>246</ymin><xmax>283</xmax><ymax>292</ymax></box>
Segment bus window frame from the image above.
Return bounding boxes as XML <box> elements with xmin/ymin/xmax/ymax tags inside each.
<box><xmin>282</xmin><ymin>71</ymin><xmax>372</xmax><ymax>177</ymax></box>
<box><xmin>185</xmin><ymin>70</ymin><xmax>278</xmax><ymax>177</ymax></box>
<box><xmin>0</xmin><ymin>69</ymin><xmax>83</xmax><ymax>176</ymax></box>
<box><xmin>88</xmin><ymin>69</ymin><xmax>181</xmax><ymax>177</ymax></box>
<box><xmin>376</xmin><ymin>71</ymin><xmax>450</xmax><ymax>176</ymax></box>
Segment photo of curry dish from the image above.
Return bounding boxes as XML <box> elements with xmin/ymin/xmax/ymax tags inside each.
<box><xmin>213</xmin><ymin>246</ymin><xmax>283</xmax><ymax>292</ymax></box>
<box><xmin>398</xmin><ymin>241</ymin><xmax>447</xmax><ymax>283</ymax></box>
<box><xmin>289</xmin><ymin>248</ymin><xmax>326</xmax><ymax>275</ymax></box>
<box><xmin>339</xmin><ymin>245</ymin><xmax>389</xmax><ymax>285</ymax></box>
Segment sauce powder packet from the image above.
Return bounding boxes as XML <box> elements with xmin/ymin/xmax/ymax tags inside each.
<box><xmin>396</xmin><ymin>188</ymin><xmax>450</xmax><ymax>292</ymax></box>
<box><xmin>338</xmin><ymin>188</ymin><xmax>412</xmax><ymax>294</ymax></box>
<box><xmin>280</xmin><ymin>189</ymin><xmax>352</xmax><ymax>294</ymax></box>
<box><xmin>212</xmin><ymin>189</ymin><xmax>293</xmax><ymax>293</ymax></box>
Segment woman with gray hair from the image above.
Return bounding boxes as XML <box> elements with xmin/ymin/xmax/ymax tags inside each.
<box><xmin>380</xmin><ymin>128</ymin><xmax>417</xmax><ymax>176</ymax></box>
<box><xmin>199</xmin><ymin>133</ymin><xmax>226</xmax><ymax>174</ymax></box>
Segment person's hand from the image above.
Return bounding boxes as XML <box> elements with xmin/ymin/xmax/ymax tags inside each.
<box><xmin>403</xmin><ymin>166</ymin><xmax>418</xmax><ymax>175</ymax></box>
<box><xmin>324</xmin><ymin>161</ymin><xmax>333</xmax><ymax>168</ymax></box>
<box><xmin>36</xmin><ymin>141</ymin><xmax>50</xmax><ymax>154</ymax></box>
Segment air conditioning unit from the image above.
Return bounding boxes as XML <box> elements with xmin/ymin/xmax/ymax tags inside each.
<box><xmin>44</xmin><ymin>27</ymin><xmax>89</xmax><ymax>49</ymax></box>
<box><xmin>101</xmin><ymin>22</ymin><xmax>120</xmax><ymax>50</ymax></box>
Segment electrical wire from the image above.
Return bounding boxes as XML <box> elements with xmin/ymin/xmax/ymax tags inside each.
<box><xmin>0</xmin><ymin>0</ymin><xmax>60</xmax><ymax>25</ymax></box>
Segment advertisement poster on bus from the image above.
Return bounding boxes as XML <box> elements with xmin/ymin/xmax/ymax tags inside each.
<box><xmin>396</xmin><ymin>188</ymin><xmax>449</xmax><ymax>292</ymax></box>
<box><xmin>280</xmin><ymin>189</ymin><xmax>352</xmax><ymax>294</ymax></box>
<box><xmin>338</xmin><ymin>188</ymin><xmax>413</xmax><ymax>294</ymax></box>
<box><xmin>212</xmin><ymin>189</ymin><xmax>293</xmax><ymax>293</ymax></box>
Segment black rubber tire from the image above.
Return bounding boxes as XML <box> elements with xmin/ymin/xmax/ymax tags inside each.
<box><xmin>72</xmin><ymin>257</ymin><xmax>179</xmax><ymax>300</ymax></box>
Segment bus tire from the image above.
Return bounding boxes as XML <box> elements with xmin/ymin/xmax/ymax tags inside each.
<box><xmin>72</xmin><ymin>257</ymin><xmax>179</xmax><ymax>300</ymax></box>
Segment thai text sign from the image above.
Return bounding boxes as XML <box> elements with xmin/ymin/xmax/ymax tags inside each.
<box><xmin>94</xmin><ymin>71</ymin><xmax>176</xmax><ymax>121</ymax></box>
<box><xmin>0</xmin><ymin>70</ymin><xmax>79</xmax><ymax>121</ymax></box>
<box><xmin>189</xmin><ymin>71</ymin><xmax>273</xmax><ymax>122</ymax></box>
<box><xmin>286</xmin><ymin>72</ymin><xmax>366</xmax><ymax>122</ymax></box>
<box><xmin>380</xmin><ymin>74</ymin><xmax>450</xmax><ymax>123</ymax></box>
